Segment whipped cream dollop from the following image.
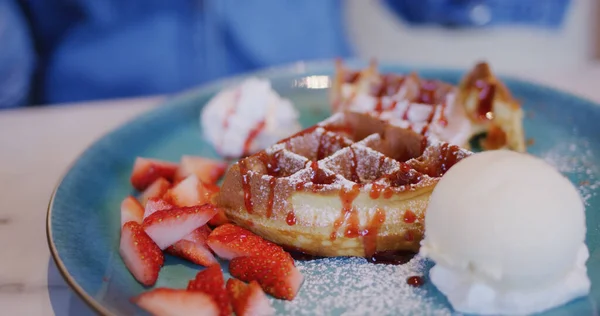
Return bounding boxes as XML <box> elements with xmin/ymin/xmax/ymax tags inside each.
<box><xmin>340</xmin><ymin>83</ymin><xmax>472</xmax><ymax>147</ymax></box>
<box><xmin>201</xmin><ymin>78</ymin><xmax>301</xmax><ymax>158</ymax></box>
<box><xmin>420</xmin><ymin>150</ymin><xmax>590</xmax><ymax>315</ymax></box>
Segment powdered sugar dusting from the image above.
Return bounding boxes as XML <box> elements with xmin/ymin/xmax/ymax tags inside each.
<box><xmin>540</xmin><ymin>139</ymin><xmax>600</xmax><ymax>205</ymax></box>
<box><xmin>272</xmin><ymin>256</ymin><xmax>454</xmax><ymax>316</ymax></box>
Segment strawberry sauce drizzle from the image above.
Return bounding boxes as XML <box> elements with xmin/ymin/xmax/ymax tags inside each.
<box><xmin>402</xmin><ymin>103</ymin><xmax>412</xmax><ymax>120</ymax></box>
<box><xmin>361</xmin><ymin>208</ymin><xmax>386</xmax><ymax>258</ymax></box>
<box><xmin>403</xmin><ymin>210</ymin><xmax>416</xmax><ymax>223</ymax></box>
<box><xmin>407</xmin><ymin>276</ymin><xmax>424</xmax><ymax>287</ymax></box>
<box><xmin>286</xmin><ymin>211</ymin><xmax>296</xmax><ymax>226</ymax></box>
<box><xmin>242</xmin><ymin>120</ymin><xmax>266</xmax><ymax>156</ymax></box>
<box><xmin>265</xmin><ymin>177</ymin><xmax>276</xmax><ymax>218</ymax></box>
<box><xmin>438</xmin><ymin>100</ymin><xmax>448</xmax><ymax>127</ymax></box>
<box><xmin>238</xmin><ymin>159</ymin><xmax>253</xmax><ymax>214</ymax></box>
<box><xmin>348</xmin><ymin>147</ymin><xmax>360</xmax><ymax>183</ymax></box>
<box><xmin>219</xmin><ymin>88</ymin><xmax>241</xmax><ymax>151</ymax></box>
<box><xmin>316</xmin><ymin>133</ymin><xmax>326</xmax><ymax>160</ymax></box>
<box><xmin>331</xmin><ymin>184</ymin><xmax>361</xmax><ymax>241</ymax></box>
<box><xmin>420</xmin><ymin>104</ymin><xmax>437</xmax><ymax>136</ymax></box>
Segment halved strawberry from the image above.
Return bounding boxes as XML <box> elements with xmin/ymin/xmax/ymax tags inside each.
<box><xmin>208</xmin><ymin>207</ymin><xmax>230</xmax><ymax>227</ymax></box>
<box><xmin>139</xmin><ymin>177</ymin><xmax>171</xmax><ymax>206</ymax></box>
<box><xmin>166</xmin><ymin>226</ymin><xmax>217</xmax><ymax>267</ymax></box>
<box><xmin>206</xmin><ymin>224</ymin><xmax>291</xmax><ymax>262</ymax></box>
<box><xmin>229</xmin><ymin>256</ymin><xmax>303</xmax><ymax>300</ymax></box>
<box><xmin>166</xmin><ymin>175</ymin><xmax>216</xmax><ymax>207</ymax></box>
<box><xmin>144</xmin><ymin>197</ymin><xmax>173</xmax><ymax>220</ymax></box>
<box><xmin>227</xmin><ymin>278</ymin><xmax>275</xmax><ymax>316</ymax></box>
<box><xmin>121</xmin><ymin>196</ymin><xmax>144</xmax><ymax>227</ymax></box>
<box><xmin>132</xmin><ymin>288</ymin><xmax>219</xmax><ymax>316</ymax></box>
<box><xmin>183</xmin><ymin>225</ymin><xmax>212</xmax><ymax>243</ymax></box>
<box><xmin>174</xmin><ymin>156</ymin><xmax>228</xmax><ymax>185</ymax></box>
<box><xmin>130</xmin><ymin>157</ymin><xmax>178</xmax><ymax>191</ymax></box>
<box><xmin>143</xmin><ymin>204</ymin><xmax>218</xmax><ymax>250</ymax></box>
<box><xmin>187</xmin><ymin>264</ymin><xmax>231</xmax><ymax>316</ymax></box>
<box><xmin>119</xmin><ymin>221</ymin><xmax>164</xmax><ymax>286</ymax></box>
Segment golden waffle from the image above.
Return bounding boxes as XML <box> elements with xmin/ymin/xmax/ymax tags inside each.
<box><xmin>217</xmin><ymin>111</ymin><xmax>471</xmax><ymax>257</ymax></box>
<box><xmin>331</xmin><ymin>60</ymin><xmax>526</xmax><ymax>152</ymax></box>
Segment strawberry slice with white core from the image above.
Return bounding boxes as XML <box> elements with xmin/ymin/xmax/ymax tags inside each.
<box><xmin>130</xmin><ymin>157</ymin><xmax>178</xmax><ymax>191</ymax></box>
<box><xmin>187</xmin><ymin>264</ymin><xmax>231</xmax><ymax>316</ymax></box>
<box><xmin>143</xmin><ymin>204</ymin><xmax>218</xmax><ymax>249</ymax></box>
<box><xmin>139</xmin><ymin>177</ymin><xmax>171</xmax><ymax>206</ymax></box>
<box><xmin>132</xmin><ymin>288</ymin><xmax>219</xmax><ymax>316</ymax></box>
<box><xmin>229</xmin><ymin>255</ymin><xmax>303</xmax><ymax>300</ymax></box>
<box><xmin>206</xmin><ymin>224</ymin><xmax>292</xmax><ymax>262</ymax></box>
<box><xmin>166</xmin><ymin>175</ymin><xmax>217</xmax><ymax>207</ymax></box>
<box><xmin>120</xmin><ymin>196</ymin><xmax>144</xmax><ymax>227</ymax></box>
<box><xmin>144</xmin><ymin>197</ymin><xmax>173</xmax><ymax>220</ymax></box>
<box><xmin>227</xmin><ymin>278</ymin><xmax>275</xmax><ymax>316</ymax></box>
<box><xmin>119</xmin><ymin>221</ymin><xmax>164</xmax><ymax>286</ymax></box>
<box><xmin>174</xmin><ymin>156</ymin><xmax>227</xmax><ymax>185</ymax></box>
<box><xmin>166</xmin><ymin>226</ymin><xmax>217</xmax><ymax>267</ymax></box>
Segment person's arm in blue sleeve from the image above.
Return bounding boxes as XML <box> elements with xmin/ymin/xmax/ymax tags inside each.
<box><xmin>0</xmin><ymin>0</ymin><xmax>36</xmax><ymax>109</ymax></box>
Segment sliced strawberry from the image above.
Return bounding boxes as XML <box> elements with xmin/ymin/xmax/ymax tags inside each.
<box><xmin>166</xmin><ymin>175</ymin><xmax>217</xmax><ymax>207</ymax></box>
<box><xmin>144</xmin><ymin>197</ymin><xmax>173</xmax><ymax>220</ymax></box>
<box><xmin>208</xmin><ymin>207</ymin><xmax>230</xmax><ymax>227</ymax></box>
<box><xmin>206</xmin><ymin>224</ymin><xmax>291</xmax><ymax>262</ymax></box>
<box><xmin>132</xmin><ymin>288</ymin><xmax>219</xmax><ymax>316</ymax></box>
<box><xmin>130</xmin><ymin>157</ymin><xmax>178</xmax><ymax>191</ymax></box>
<box><xmin>139</xmin><ymin>177</ymin><xmax>171</xmax><ymax>206</ymax></box>
<box><xmin>166</xmin><ymin>226</ymin><xmax>217</xmax><ymax>267</ymax></box>
<box><xmin>187</xmin><ymin>264</ymin><xmax>231</xmax><ymax>316</ymax></box>
<box><xmin>203</xmin><ymin>182</ymin><xmax>221</xmax><ymax>204</ymax></box>
<box><xmin>175</xmin><ymin>156</ymin><xmax>228</xmax><ymax>185</ymax></box>
<box><xmin>229</xmin><ymin>256</ymin><xmax>303</xmax><ymax>300</ymax></box>
<box><xmin>119</xmin><ymin>221</ymin><xmax>164</xmax><ymax>286</ymax></box>
<box><xmin>121</xmin><ymin>196</ymin><xmax>144</xmax><ymax>227</ymax></box>
<box><xmin>142</xmin><ymin>204</ymin><xmax>218</xmax><ymax>250</ymax></box>
<box><xmin>227</xmin><ymin>278</ymin><xmax>275</xmax><ymax>316</ymax></box>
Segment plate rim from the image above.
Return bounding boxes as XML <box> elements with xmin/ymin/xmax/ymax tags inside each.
<box><xmin>45</xmin><ymin>58</ymin><xmax>600</xmax><ymax>316</ymax></box>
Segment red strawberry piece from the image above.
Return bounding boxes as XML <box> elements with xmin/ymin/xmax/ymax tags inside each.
<box><xmin>130</xmin><ymin>157</ymin><xmax>178</xmax><ymax>191</ymax></box>
<box><xmin>166</xmin><ymin>226</ymin><xmax>217</xmax><ymax>267</ymax></box>
<box><xmin>166</xmin><ymin>175</ymin><xmax>216</xmax><ymax>207</ymax></box>
<box><xmin>227</xmin><ymin>278</ymin><xmax>275</xmax><ymax>316</ymax></box>
<box><xmin>208</xmin><ymin>207</ymin><xmax>230</xmax><ymax>227</ymax></box>
<box><xmin>143</xmin><ymin>204</ymin><xmax>218</xmax><ymax>250</ymax></box>
<box><xmin>183</xmin><ymin>225</ymin><xmax>212</xmax><ymax>242</ymax></box>
<box><xmin>229</xmin><ymin>256</ymin><xmax>304</xmax><ymax>300</ymax></box>
<box><xmin>175</xmin><ymin>156</ymin><xmax>228</xmax><ymax>185</ymax></box>
<box><xmin>144</xmin><ymin>198</ymin><xmax>174</xmax><ymax>220</ymax></box>
<box><xmin>203</xmin><ymin>182</ymin><xmax>221</xmax><ymax>204</ymax></box>
<box><xmin>119</xmin><ymin>221</ymin><xmax>164</xmax><ymax>286</ymax></box>
<box><xmin>206</xmin><ymin>224</ymin><xmax>292</xmax><ymax>262</ymax></box>
<box><xmin>186</xmin><ymin>264</ymin><xmax>232</xmax><ymax>316</ymax></box>
<box><xmin>139</xmin><ymin>177</ymin><xmax>171</xmax><ymax>207</ymax></box>
<box><xmin>132</xmin><ymin>288</ymin><xmax>219</xmax><ymax>316</ymax></box>
<box><xmin>121</xmin><ymin>196</ymin><xmax>144</xmax><ymax>227</ymax></box>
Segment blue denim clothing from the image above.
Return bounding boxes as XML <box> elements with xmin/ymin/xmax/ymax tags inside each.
<box><xmin>383</xmin><ymin>0</ymin><xmax>570</xmax><ymax>28</ymax></box>
<box><xmin>0</xmin><ymin>0</ymin><xmax>36</xmax><ymax>108</ymax></box>
<box><xmin>0</xmin><ymin>0</ymin><xmax>572</xmax><ymax>109</ymax></box>
<box><xmin>0</xmin><ymin>0</ymin><xmax>352</xmax><ymax>108</ymax></box>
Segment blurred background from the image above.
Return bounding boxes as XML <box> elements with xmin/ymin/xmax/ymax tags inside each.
<box><xmin>1</xmin><ymin>0</ymin><xmax>599</xmax><ymax>110</ymax></box>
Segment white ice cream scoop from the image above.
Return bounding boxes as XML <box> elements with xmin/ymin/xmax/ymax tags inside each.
<box><xmin>420</xmin><ymin>150</ymin><xmax>590</xmax><ymax>315</ymax></box>
<box><xmin>201</xmin><ymin>78</ymin><xmax>301</xmax><ymax>158</ymax></box>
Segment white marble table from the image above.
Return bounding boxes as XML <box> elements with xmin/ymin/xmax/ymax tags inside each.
<box><xmin>1</xmin><ymin>67</ymin><xmax>600</xmax><ymax>315</ymax></box>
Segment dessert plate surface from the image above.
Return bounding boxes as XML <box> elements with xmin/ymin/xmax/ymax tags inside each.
<box><xmin>47</xmin><ymin>60</ymin><xmax>600</xmax><ymax>315</ymax></box>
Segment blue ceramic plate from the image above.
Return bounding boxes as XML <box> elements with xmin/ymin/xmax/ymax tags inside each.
<box><xmin>47</xmin><ymin>60</ymin><xmax>600</xmax><ymax>315</ymax></box>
